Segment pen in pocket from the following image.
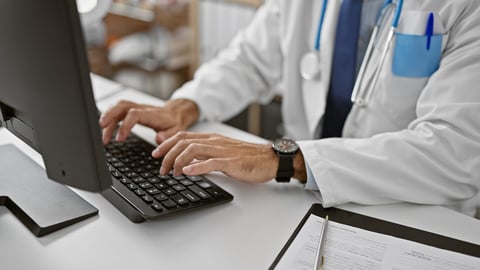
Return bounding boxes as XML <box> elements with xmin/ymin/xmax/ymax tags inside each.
<box><xmin>425</xmin><ymin>12</ymin><xmax>434</xmax><ymax>50</ymax></box>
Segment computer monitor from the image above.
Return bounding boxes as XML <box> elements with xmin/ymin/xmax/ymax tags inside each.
<box><xmin>0</xmin><ymin>0</ymin><xmax>112</xmax><ymax>236</ymax></box>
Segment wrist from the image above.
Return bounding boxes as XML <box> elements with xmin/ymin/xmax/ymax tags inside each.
<box><xmin>165</xmin><ymin>98</ymin><xmax>200</xmax><ymax>127</ymax></box>
<box><xmin>293</xmin><ymin>151</ymin><xmax>307</xmax><ymax>183</ymax></box>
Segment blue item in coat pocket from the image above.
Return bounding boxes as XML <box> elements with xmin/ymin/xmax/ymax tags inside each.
<box><xmin>392</xmin><ymin>33</ymin><xmax>443</xmax><ymax>78</ymax></box>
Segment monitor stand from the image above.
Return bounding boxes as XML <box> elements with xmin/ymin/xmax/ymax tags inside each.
<box><xmin>0</xmin><ymin>144</ymin><xmax>98</xmax><ymax>237</ymax></box>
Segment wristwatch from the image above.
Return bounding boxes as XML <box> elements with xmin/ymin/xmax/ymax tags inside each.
<box><xmin>272</xmin><ymin>138</ymin><xmax>299</xmax><ymax>183</ymax></box>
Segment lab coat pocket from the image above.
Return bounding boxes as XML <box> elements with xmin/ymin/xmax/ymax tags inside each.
<box><xmin>392</xmin><ymin>33</ymin><xmax>443</xmax><ymax>78</ymax></box>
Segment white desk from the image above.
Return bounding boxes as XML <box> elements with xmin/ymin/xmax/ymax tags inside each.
<box><xmin>1</xmin><ymin>78</ymin><xmax>480</xmax><ymax>270</ymax></box>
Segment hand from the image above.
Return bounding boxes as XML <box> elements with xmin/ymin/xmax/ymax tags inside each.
<box><xmin>99</xmin><ymin>99</ymin><xmax>199</xmax><ymax>145</ymax></box>
<box><xmin>152</xmin><ymin>132</ymin><xmax>280</xmax><ymax>183</ymax></box>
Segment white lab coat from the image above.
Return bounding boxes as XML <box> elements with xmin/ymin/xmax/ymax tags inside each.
<box><xmin>173</xmin><ymin>0</ymin><xmax>480</xmax><ymax>215</ymax></box>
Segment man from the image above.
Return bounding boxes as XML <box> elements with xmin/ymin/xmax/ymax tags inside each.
<box><xmin>100</xmin><ymin>0</ymin><xmax>480</xmax><ymax>215</ymax></box>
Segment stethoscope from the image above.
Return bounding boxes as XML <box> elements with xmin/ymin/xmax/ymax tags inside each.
<box><xmin>300</xmin><ymin>0</ymin><xmax>404</xmax><ymax>107</ymax></box>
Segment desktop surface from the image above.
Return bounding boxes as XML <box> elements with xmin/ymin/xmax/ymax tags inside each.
<box><xmin>1</xmin><ymin>81</ymin><xmax>480</xmax><ymax>270</ymax></box>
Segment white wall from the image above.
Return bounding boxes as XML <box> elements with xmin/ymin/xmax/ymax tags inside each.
<box><xmin>198</xmin><ymin>0</ymin><xmax>256</xmax><ymax>63</ymax></box>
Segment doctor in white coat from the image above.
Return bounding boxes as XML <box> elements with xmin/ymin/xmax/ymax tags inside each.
<box><xmin>100</xmin><ymin>0</ymin><xmax>480</xmax><ymax>216</ymax></box>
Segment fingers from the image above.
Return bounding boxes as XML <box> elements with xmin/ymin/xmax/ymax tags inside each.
<box><xmin>99</xmin><ymin>99</ymin><xmax>199</xmax><ymax>145</ymax></box>
<box><xmin>164</xmin><ymin>141</ymin><xmax>222</xmax><ymax>176</ymax></box>
<box><xmin>182</xmin><ymin>159</ymin><xmax>229</xmax><ymax>176</ymax></box>
<box><xmin>152</xmin><ymin>131</ymin><xmax>213</xmax><ymax>158</ymax></box>
<box><xmin>156</xmin><ymin>128</ymin><xmax>181</xmax><ymax>144</ymax></box>
<box><xmin>151</xmin><ymin>131</ymin><xmax>277</xmax><ymax>183</ymax></box>
<box><xmin>99</xmin><ymin>100</ymin><xmax>142</xmax><ymax>144</ymax></box>
<box><xmin>102</xmin><ymin>125</ymin><xmax>117</xmax><ymax>145</ymax></box>
<box><xmin>115</xmin><ymin>108</ymin><xmax>164</xmax><ymax>141</ymax></box>
<box><xmin>100</xmin><ymin>100</ymin><xmax>177</xmax><ymax>144</ymax></box>
<box><xmin>153</xmin><ymin>132</ymin><xmax>217</xmax><ymax>175</ymax></box>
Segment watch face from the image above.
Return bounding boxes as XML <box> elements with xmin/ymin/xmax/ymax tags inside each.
<box><xmin>273</xmin><ymin>138</ymin><xmax>299</xmax><ymax>154</ymax></box>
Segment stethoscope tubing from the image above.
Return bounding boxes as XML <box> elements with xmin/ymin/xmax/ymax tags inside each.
<box><xmin>315</xmin><ymin>0</ymin><xmax>329</xmax><ymax>51</ymax></box>
<box><xmin>353</xmin><ymin>0</ymin><xmax>403</xmax><ymax>106</ymax></box>
<box><xmin>304</xmin><ymin>0</ymin><xmax>404</xmax><ymax>107</ymax></box>
<box><xmin>351</xmin><ymin>0</ymin><xmax>392</xmax><ymax>104</ymax></box>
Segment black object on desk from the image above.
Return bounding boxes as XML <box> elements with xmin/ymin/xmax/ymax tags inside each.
<box><xmin>102</xmin><ymin>132</ymin><xmax>234</xmax><ymax>223</ymax></box>
<box><xmin>0</xmin><ymin>144</ymin><xmax>98</xmax><ymax>237</ymax></box>
<box><xmin>270</xmin><ymin>204</ymin><xmax>480</xmax><ymax>269</ymax></box>
<box><xmin>0</xmin><ymin>0</ymin><xmax>233</xmax><ymax>236</ymax></box>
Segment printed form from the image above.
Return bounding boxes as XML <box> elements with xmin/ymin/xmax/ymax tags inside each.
<box><xmin>275</xmin><ymin>215</ymin><xmax>480</xmax><ymax>270</ymax></box>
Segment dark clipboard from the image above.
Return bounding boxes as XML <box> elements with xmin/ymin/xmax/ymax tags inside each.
<box><xmin>270</xmin><ymin>204</ymin><xmax>480</xmax><ymax>269</ymax></box>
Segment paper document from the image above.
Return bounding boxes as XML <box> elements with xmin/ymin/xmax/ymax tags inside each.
<box><xmin>275</xmin><ymin>214</ymin><xmax>480</xmax><ymax>270</ymax></box>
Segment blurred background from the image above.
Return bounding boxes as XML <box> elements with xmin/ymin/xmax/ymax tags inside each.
<box><xmin>79</xmin><ymin>0</ymin><xmax>283</xmax><ymax>140</ymax></box>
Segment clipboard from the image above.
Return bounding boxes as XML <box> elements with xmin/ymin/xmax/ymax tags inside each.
<box><xmin>270</xmin><ymin>204</ymin><xmax>480</xmax><ymax>269</ymax></box>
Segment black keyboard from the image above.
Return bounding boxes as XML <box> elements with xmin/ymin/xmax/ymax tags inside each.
<box><xmin>103</xmin><ymin>132</ymin><xmax>233</xmax><ymax>222</ymax></box>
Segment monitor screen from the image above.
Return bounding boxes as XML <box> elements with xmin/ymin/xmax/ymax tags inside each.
<box><xmin>0</xmin><ymin>0</ymin><xmax>111</xmax><ymax>192</ymax></box>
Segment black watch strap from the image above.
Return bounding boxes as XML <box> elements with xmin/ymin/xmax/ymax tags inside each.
<box><xmin>276</xmin><ymin>154</ymin><xmax>294</xmax><ymax>182</ymax></box>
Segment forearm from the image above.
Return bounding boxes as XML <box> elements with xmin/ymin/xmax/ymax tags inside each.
<box><xmin>298</xmin><ymin>126</ymin><xmax>480</xmax><ymax>208</ymax></box>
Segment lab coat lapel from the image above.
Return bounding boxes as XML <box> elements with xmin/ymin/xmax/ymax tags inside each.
<box><xmin>302</xmin><ymin>0</ymin><xmax>342</xmax><ymax>137</ymax></box>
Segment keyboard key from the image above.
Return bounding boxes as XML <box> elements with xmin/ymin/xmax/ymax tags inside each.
<box><xmin>151</xmin><ymin>203</ymin><xmax>163</xmax><ymax>212</ymax></box>
<box><xmin>132</xmin><ymin>176</ymin><xmax>146</xmax><ymax>184</ymax></box>
<box><xmin>163</xmin><ymin>188</ymin><xmax>176</xmax><ymax>196</ymax></box>
<box><xmin>172</xmin><ymin>184</ymin><xmax>186</xmax><ymax>192</ymax></box>
<box><xmin>139</xmin><ymin>182</ymin><xmax>153</xmax><ymax>189</ymax></box>
<box><xmin>141</xmin><ymin>195</ymin><xmax>153</xmax><ymax>204</ymax></box>
<box><xmin>134</xmin><ymin>167</ymin><xmax>147</xmax><ymax>173</ymax></box>
<box><xmin>111</xmin><ymin>170</ymin><xmax>122</xmax><ymax>178</ymax></box>
<box><xmin>112</xmin><ymin>161</ymin><xmax>124</xmax><ymax>168</ymax></box>
<box><xmin>118</xmin><ymin>167</ymin><xmax>132</xmax><ymax>173</ymax></box>
<box><xmin>154</xmin><ymin>193</ymin><xmax>168</xmax><ymax>201</ymax></box>
<box><xmin>188</xmin><ymin>185</ymin><xmax>212</xmax><ymax>200</ymax></box>
<box><xmin>196</xmin><ymin>181</ymin><xmax>212</xmax><ymax>189</ymax></box>
<box><xmin>180</xmin><ymin>180</ymin><xmax>194</xmax><ymax>186</ymax></box>
<box><xmin>158</xmin><ymin>175</ymin><xmax>170</xmax><ymax>180</ymax></box>
<box><xmin>141</xmin><ymin>172</ymin><xmax>153</xmax><ymax>178</ymax></box>
<box><xmin>145</xmin><ymin>164</ymin><xmax>156</xmax><ymax>170</ymax></box>
<box><xmin>181</xmin><ymin>190</ymin><xmax>200</xmax><ymax>202</ymax></box>
<box><xmin>207</xmin><ymin>188</ymin><xmax>225</xmax><ymax>198</ymax></box>
<box><xmin>107</xmin><ymin>157</ymin><xmax>118</xmax><ymax>163</ymax></box>
<box><xmin>122</xmin><ymin>157</ymin><xmax>132</xmax><ymax>163</ymax></box>
<box><xmin>165</xmin><ymin>179</ymin><xmax>178</xmax><ymax>186</ymax></box>
<box><xmin>147</xmin><ymin>177</ymin><xmax>161</xmax><ymax>184</ymax></box>
<box><xmin>125</xmin><ymin>171</ymin><xmax>138</xmax><ymax>178</ymax></box>
<box><xmin>172</xmin><ymin>175</ymin><xmax>186</xmax><ymax>180</ymax></box>
<box><xmin>161</xmin><ymin>199</ymin><xmax>177</xmax><ymax>208</ymax></box>
<box><xmin>119</xmin><ymin>177</ymin><xmax>130</xmax><ymax>185</ymax></box>
<box><xmin>126</xmin><ymin>183</ymin><xmax>137</xmax><ymax>190</ymax></box>
<box><xmin>134</xmin><ymin>189</ymin><xmax>145</xmax><ymax>196</ymax></box>
<box><xmin>186</xmin><ymin>175</ymin><xmax>203</xmax><ymax>182</ymax></box>
<box><xmin>146</xmin><ymin>187</ymin><xmax>161</xmax><ymax>195</ymax></box>
<box><xmin>155</xmin><ymin>182</ymin><xmax>168</xmax><ymax>189</ymax></box>
<box><xmin>170</xmin><ymin>194</ymin><xmax>189</xmax><ymax>205</ymax></box>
